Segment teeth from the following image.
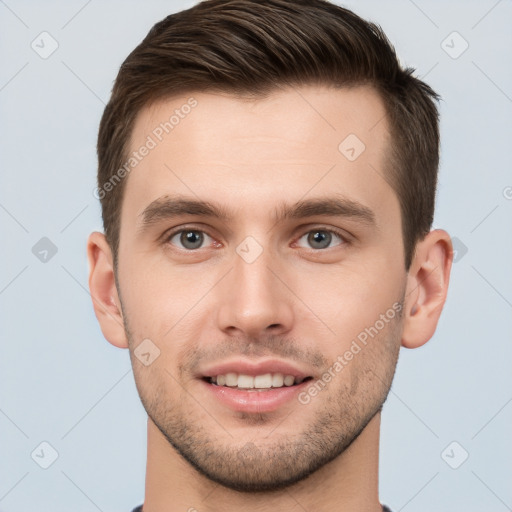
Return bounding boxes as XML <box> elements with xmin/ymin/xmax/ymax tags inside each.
<box><xmin>238</xmin><ymin>374</ymin><xmax>254</xmax><ymax>388</ymax></box>
<box><xmin>225</xmin><ymin>373</ymin><xmax>237</xmax><ymax>386</ymax></box>
<box><xmin>283</xmin><ymin>375</ymin><xmax>295</xmax><ymax>386</ymax></box>
<box><xmin>271</xmin><ymin>373</ymin><xmax>284</xmax><ymax>387</ymax></box>
<box><xmin>210</xmin><ymin>372</ymin><xmax>303</xmax><ymax>389</ymax></box>
<box><xmin>254</xmin><ymin>373</ymin><xmax>272</xmax><ymax>388</ymax></box>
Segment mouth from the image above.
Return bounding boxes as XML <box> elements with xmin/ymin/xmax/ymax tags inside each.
<box><xmin>197</xmin><ymin>359</ymin><xmax>316</xmax><ymax>412</ymax></box>
<box><xmin>203</xmin><ymin>372</ymin><xmax>314</xmax><ymax>391</ymax></box>
<box><xmin>198</xmin><ymin>361</ymin><xmax>316</xmax><ymax>413</ymax></box>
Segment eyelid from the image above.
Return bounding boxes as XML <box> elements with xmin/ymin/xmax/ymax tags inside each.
<box><xmin>163</xmin><ymin>225</ymin><xmax>220</xmax><ymax>249</ymax></box>
<box><xmin>292</xmin><ymin>226</ymin><xmax>348</xmax><ymax>249</ymax></box>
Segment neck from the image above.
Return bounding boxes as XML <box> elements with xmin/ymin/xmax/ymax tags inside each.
<box><xmin>143</xmin><ymin>412</ymin><xmax>383</xmax><ymax>512</ymax></box>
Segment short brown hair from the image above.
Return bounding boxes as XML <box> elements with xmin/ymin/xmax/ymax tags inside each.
<box><xmin>97</xmin><ymin>0</ymin><xmax>440</xmax><ymax>270</ymax></box>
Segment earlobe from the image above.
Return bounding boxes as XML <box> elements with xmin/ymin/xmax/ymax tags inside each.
<box><xmin>86</xmin><ymin>231</ymin><xmax>129</xmax><ymax>349</ymax></box>
<box><xmin>401</xmin><ymin>229</ymin><xmax>453</xmax><ymax>349</ymax></box>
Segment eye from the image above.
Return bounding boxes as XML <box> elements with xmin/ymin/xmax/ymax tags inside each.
<box><xmin>296</xmin><ymin>229</ymin><xmax>346</xmax><ymax>250</ymax></box>
<box><xmin>168</xmin><ymin>229</ymin><xmax>213</xmax><ymax>250</ymax></box>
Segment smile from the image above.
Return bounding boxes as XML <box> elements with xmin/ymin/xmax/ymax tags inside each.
<box><xmin>206</xmin><ymin>372</ymin><xmax>312</xmax><ymax>390</ymax></box>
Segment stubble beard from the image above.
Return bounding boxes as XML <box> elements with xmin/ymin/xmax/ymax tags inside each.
<box><xmin>126</xmin><ymin>313</ymin><xmax>402</xmax><ymax>493</ymax></box>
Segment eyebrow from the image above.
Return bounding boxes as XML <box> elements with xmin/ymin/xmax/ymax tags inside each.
<box><xmin>137</xmin><ymin>194</ymin><xmax>376</xmax><ymax>234</ymax></box>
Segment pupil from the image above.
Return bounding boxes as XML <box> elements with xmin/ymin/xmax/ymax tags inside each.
<box><xmin>182</xmin><ymin>231</ymin><xmax>203</xmax><ymax>249</ymax></box>
<box><xmin>309</xmin><ymin>231</ymin><xmax>331</xmax><ymax>249</ymax></box>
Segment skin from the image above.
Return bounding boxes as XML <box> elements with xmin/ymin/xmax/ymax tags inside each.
<box><xmin>87</xmin><ymin>85</ymin><xmax>452</xmax><ymax>512</ymax></box>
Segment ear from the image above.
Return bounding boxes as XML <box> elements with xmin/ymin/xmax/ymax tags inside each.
<box><xmin>401</xmin><ymin>229</ymin><xmax>453</xmax><ymax>349</ymax></box>
<box><xmin>86</xmin><ymin>231</ymin><xmax>128</xmax><ymax>349</ymax></box>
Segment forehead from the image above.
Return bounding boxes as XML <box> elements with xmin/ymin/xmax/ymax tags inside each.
<box><xmin>121</xmin><ymin>85</ymin><xmax>395</xmax><ymax>226</ymax></box>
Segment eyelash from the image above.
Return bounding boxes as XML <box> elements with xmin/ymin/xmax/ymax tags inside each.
<box><xmin>163</xmin><ymin>225</ymin><xmax>349</xmax><ymax>251</ymax></box>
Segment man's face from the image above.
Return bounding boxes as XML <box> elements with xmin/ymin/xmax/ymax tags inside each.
<box><xmin>116</xmin><ymin>85</ymin><xmax>406</xmax><ymax>491</ymax></box>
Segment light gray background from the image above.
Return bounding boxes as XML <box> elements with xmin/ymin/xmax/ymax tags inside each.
<box><xmin>1</xmin><ymin>1</ymin><xmax>511</xmax><ymax>511</ymax></box>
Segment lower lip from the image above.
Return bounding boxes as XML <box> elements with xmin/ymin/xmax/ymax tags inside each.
<box><xmin>200</xmin><ymin>379</ymin><xmax>311</xmax><ymax>413</ymax></box>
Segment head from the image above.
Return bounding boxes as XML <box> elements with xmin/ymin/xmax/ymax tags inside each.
<box><xmin>88</xmin><ymin>0</ymin><xmax>452</xmax><ymax>493</ymax></box>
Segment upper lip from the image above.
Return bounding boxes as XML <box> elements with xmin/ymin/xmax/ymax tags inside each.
<box><xmin>197</xmin><ymin>358</ymin><xmax>313</xmax><ymax>380</ymax></box>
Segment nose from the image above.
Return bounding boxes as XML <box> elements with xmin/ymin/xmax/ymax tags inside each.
<box><xmin>216</xmin><ymin>245</ymin><xmax>294</xmax><ymax>340</ymax></box>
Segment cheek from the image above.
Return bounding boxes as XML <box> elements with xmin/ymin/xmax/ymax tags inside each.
<box><xmin>119</xmin><ymin>252</ymin><xmax>196</xmax><ymax>327</ymax></box>
<box><xmin>293</xmin><ymin>260</ymin><xmax>403</xmax><ymax>344</ymax></box>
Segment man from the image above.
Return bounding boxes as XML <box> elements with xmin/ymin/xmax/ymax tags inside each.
<box><xmin>87</xmin><ymin>0</ymin><xmax>453</xmax><ymax>510</ymax></box>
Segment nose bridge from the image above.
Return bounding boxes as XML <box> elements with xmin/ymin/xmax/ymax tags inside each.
<box><xmin>216</xmin><ymin>239</ymin><xmax>294</xmax><ymax>336</ymax></box>
<box><xmin>234</xmin><ymin>246</ymin><xmax>274</xmax><ymax>303</ymax></box>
